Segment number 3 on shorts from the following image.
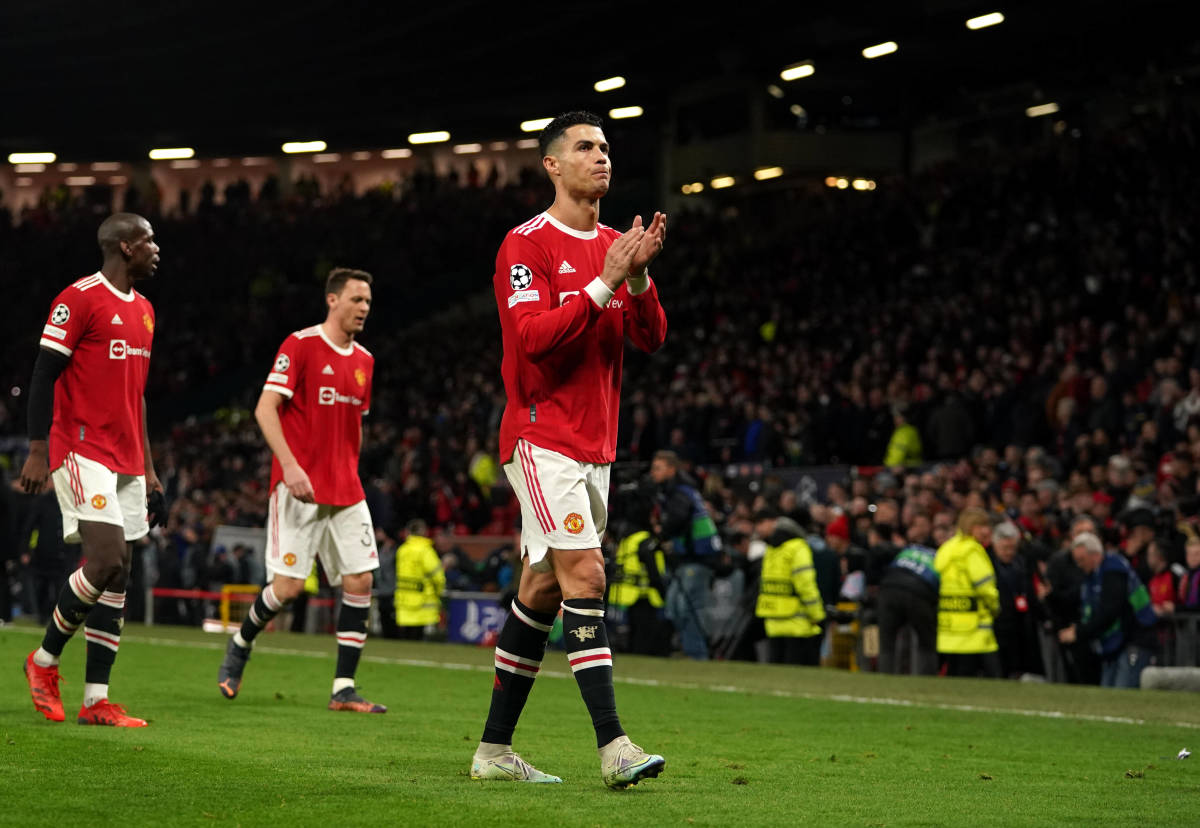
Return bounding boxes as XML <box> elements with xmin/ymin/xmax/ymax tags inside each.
<box><xmin>361</xmin><ymin>522</ymin><xmax>373</xmax><ymax>547</ymax></box>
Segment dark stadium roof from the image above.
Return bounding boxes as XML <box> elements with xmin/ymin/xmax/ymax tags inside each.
<box><xmin>2</xmin><ymin>0</ymin><xmax>1194</xmax><ymax>160</ymax></box>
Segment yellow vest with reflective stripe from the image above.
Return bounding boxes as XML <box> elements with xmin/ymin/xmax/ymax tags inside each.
<box><xmin>609</xmin><ymin>531</ymin><xmax>665</xmax><ymax>608</ymax></box>
<box><xmin>934</xmin><ymin>531</ymin><xmax>1000</xmax><ymax>653</ymax></box>
<box><xmin>756</xmin><ymin>536</ymin><xmax>826</xmax><ymax>638</ymax></box>
<box><xmin>394</xmin><ymin>535</ymin><xmax>445</xmax><ymax>626</ymax></box>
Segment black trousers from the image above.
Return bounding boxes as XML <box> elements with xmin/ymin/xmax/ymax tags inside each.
<box><xmin>877</xmin><ymin>585</ymin><xmax>938</xmax><ymax>675</ymax></box>
<box><xmin>767</xmin><ymin>634</ymin><xmax>821</xmax><ymax>666</ymax></box>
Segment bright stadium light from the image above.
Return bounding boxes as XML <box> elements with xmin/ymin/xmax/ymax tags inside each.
<box><xmin>780</xmin><ymin>62</ymin><xmax>815</xmax><ymax>81</ymax></box>
<box><xmin>453</xmin><ymin>143</ymin><xmax>483</xmax><ymax>154</ymax></box>
<box><xmin>516</xmin><ymin>138</ymin><xmax>539</xmax><ymax>149</ymax></box>
<box><xmin>710</xmin><ymin>176</ymin><xmax>735</xmax><ymax>189</ymax></box>
<box><xmin>609</xmin><ymin>106</ymin><xmax>643</xmax><ymax>119</ymax></box>
<box><xmin>966</xmin><ymin>12</ymin><xmax>1005</xmax><ymax>30</ymax></box>
<box><xmin>521</xmin><ymin>118</ymin><xmax>553</xmax><ymax>133</ymax></box>
<box><xmin>149</xmin><ymin>147</ymin><xmax>194</xmax><ymax>160</ymax></box>
<box><xmin>825</xmin><ymin>176</ymin><xmax>839</xmax><ymax>188</ymax></box>
<box><xmin>8</xmin><ymin>152</ymin><xmax>56</xmax><ymax>164</ymax></box>
<box><xmin>281</xmin><ymin>141</ymin><xmax>326</xmax><ymax>154</ymax></box>
<box><xmin>1026</xmin><ymin>102</ymin><xmax>1060</xmax><ymax>117</ymax></box>
<box><xmin>14</xmin><ymin>163</ymin><xmax>45</xmax><ymax>173</ymax></box>
<box><xmin>852</xmin><ymin>178</ymin><xmax>872</xmax><ymax>190</ymax></box>
<box><xmin>681</xmin><ymin>182</ymin><xmax>705</xmax><ymax>194</ymax></box>
<box><xmin>381</xmin><ymin>148</ymin><xmax>413</xmax><ymax>159</ymax></box>
<box><xmin>862</xmin><ymin>41</ymin><xmax>898</xmax><ymax>59</ymax></box>
<box><xmin>754</xmin><ymin>167</ymin><xmax>783</xmax><ymax>181</ymax></box>
<box><xmin>594</xmin><ymin>76</ymin><xmax>626</xmax><ymax>92</ymax></box>
<box><xmin>836</xmin><ymin>177</ymin><xmax>850</xmax><ymax>189</ymax></box>
<box><xmin>408</xmin><ymin>131</ymin><xmax>450</xmax><ymax>144</ymax></box>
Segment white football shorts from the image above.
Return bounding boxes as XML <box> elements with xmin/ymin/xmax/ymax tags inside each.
<box><xmin>504</xmin><ymin>438</ymin><xmax>610</xmax><ymax>572</ymax></box>
<box><xmin>52</xmin><ymin>452</ymin><xmax>148</xmax><ymax>543</ymax></box>
<box><xmin>266</xmin><ymin>483</ymin><xmax>379</xmax><ymax>586</ymax></box>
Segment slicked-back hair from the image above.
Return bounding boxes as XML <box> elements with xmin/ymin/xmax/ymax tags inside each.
<box><xmin>539</xmin><ymin>111</ymin><xmax>604</xmax><ymax>159</ymax></box>
<box><xmin>97</xmin><ymin>212</ymin><xmax>149</xmax><ymax>255</ymax></box>
<box><xmin>326</xmin><ymin>267</ymin><xmax>373</xmax><ymax>297</ymax></box>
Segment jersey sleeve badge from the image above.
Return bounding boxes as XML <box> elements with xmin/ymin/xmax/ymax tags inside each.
<box><xmin>510</xmin><ymin>264</ymin><xmax>533</xmax><ymax>290</ymax></box>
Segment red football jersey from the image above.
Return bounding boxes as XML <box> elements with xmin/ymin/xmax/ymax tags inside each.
<box><xmin>39</xmin><ymin>272</ymin><xmax>155</xmax><ymax>475</ymax></box>
<box><xmin>263</xmin><ymin>325</ymin><xmax>373</xmax><ymax>506</ymax></box>
<box><xmin>494</xmin><ymin>212</ymin><xmax>668</xmax><ymax>465</ymax></box>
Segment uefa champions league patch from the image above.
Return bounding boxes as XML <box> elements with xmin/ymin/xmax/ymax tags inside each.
<box><xmin>274</xmin><ymin>354</ymin><xmax>290</xmax><ymax>372</ymax></box>
<box><xmin>51</xmin><ymin>303</ymin><xmax>70</xmax><ymax>324</ymax></box>
<box><xmin>510</xmin><ymin>264</ymin><xmax>533</xmax><ymax>290</ymax></box>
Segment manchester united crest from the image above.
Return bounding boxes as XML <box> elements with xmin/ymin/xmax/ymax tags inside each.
<box><xmin>355</xmin><ymin>368</ymin><xmax>366</xmax><ymax>387</ymax></box>
<box><xmin>91</xmin><ymin>494</ymin><xmax>107</xmax><ymax>510</ymax></box>
<box><xmin>142</xmin><ymin>313</ymin><xmax>154</xmax><ymax>333</ymax></box>
<box><xmin>563</xmin><ymin>512</ymin><xmax>585</xmax><ymax>534</ymax></box>
<box><xmin>283</xmin><ymin>553</ymin><xmax>297</xmax><ymax>567</ymax></box>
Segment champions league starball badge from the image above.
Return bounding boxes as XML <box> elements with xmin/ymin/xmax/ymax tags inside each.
<box><xmin>510</xmin><ymin>264</ymin><xmax>533</xmax><ymax>290</ymax></box>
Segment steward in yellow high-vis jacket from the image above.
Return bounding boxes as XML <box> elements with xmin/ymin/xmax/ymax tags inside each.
<box><xmin>754</xmin><ymin>511</ymin><xmax>826</xmax><ymax>665</ymax></box>
<box><xmin>934</xmin><ymin>508</ymin><xmax>1001</xmax><ymax>677</ymax></box>
<box><xmin>608</xmin><ymin>530</ymin><xmax>671</xmax><ymax>656</ymax></box>
<box><xmin>394</xmin><ymin>521</ymin><xmax>445</xmax><ymax>640</ymax></box>
<box><xmin>609</xmin><ymin>531</ymin><xmax>666</xmax><ymax>610</ymax></box>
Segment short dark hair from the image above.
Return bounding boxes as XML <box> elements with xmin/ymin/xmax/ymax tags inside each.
<box><xmin>539</xmin><ymin>111</ymin><xmax>604</xmax><ymax>158</ymax></box>
<box><xmin>325</xmin><ymin>267</ymin><xmax>373</xmax><ymax>296</ymax></box>
<box><xmin>652</xmin><ymin>450</ymin><xmax>681</xmax><ymax>469</ymax></box>
<box><xmin>97</xmin><ymin>212</ymin><xmax>149</xmax><ymax>255</ymax></box>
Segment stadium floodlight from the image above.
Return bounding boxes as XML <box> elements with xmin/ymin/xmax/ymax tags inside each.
<box><xmin>8</xmin><ymin>152</ymin><xmax>56</xmax><ymax>164</ymax></box>
<box><xmin>516</xmin><ymin>138</ymin><xmax>539</xmax><ymax>149</ymax></box>
<box><xmin>313</xmin><ymin>153</ymin><xmax>341</xmax><ymax>163</ymax></box>
<box><xmin>852</xmin><ymin>178</ymin><xmax>871</xmax><ymax>190</ymax></box>
<box><xmin>282</xmin><ymin>141</ymin><xmax>326</xmax><ymax>154</ymax></box>
<box><xmin>836</xmin><ymin>177</ymin><xmax>850</xmax><ymax>189</ymax></box>
<box><xmin>170</xmin><ymin>159</ymin><xmax>201</xmax><ymax>169</ymax></box>
<box><xmin>408</xmin><ymin>131</ymin><xmax>450</xmax><ymax>144</ymax></box>
<box><xmin>351</xmin><ymin>151</ymin><xmax>372</xmax><ymax>161</ymax></box>
<box><xmin>521</xmin><ymin>118</ymin><xmax>553</xmax><ymax>133</ymax></box>
<box><xmin>1026</xmin><ymin>102</ymin><xmax>1060</xmax><ymax>118</ymax></box>
<box><xmin>681</xmin><ymin>182</ymin><xmax>705</xmax><ymax>194</ymax></box>
<box><xmin>609</xmin><ymin>106</ymin><xmax>643</xmax><ymax>119</ymax></box>
<box><xmin>381</xmin><ymin>148</ymin><xmax>413</xmax><ymax>159</ymax></box>
<box><xmin>754</xmin><ymin>167</ymin><xmax>783</xmax><ymax>181</ymax></box>
<box><xmin>66</xmin><ymin>176</ymin><xmax>96</xmax><ymax>186</ymax></box>
<box><xmin>594</xmin><ymin>76</ymin><xmax>625</xmax><ymax>92</ymax></box>
<box><xmin>149</xmin><ymin>147</ymin><xmax>194</xmax><ymax>160</ymax></box>
<box><xmin>966</xmin><ymin>12</ymin><xmax>1004</xmax><ymax>30</ymax></box>
<box><xmin>14</xmin><ymin>163</ymin><xmax>45</xmax><ymax>173</ymax></box>
<box><xmin>90</xmin><ymin>162</ymin><xmax>121</xmax><ymax>171</ymax></box>
<box><xmin>453</xmin><ymin>143</ymin><xmax>483</xmax><ymax>154</ymax></box>
<box><xmin>862</xmin><ymin>41</ymin><xmax>898</xmax><ymax>59</ymax></box>
<box><xmin>710</xmin><ymin>176</ymin><xmax>735</xmax><ymax>189</ymax></box>
<box><xmin>824</xmin><ymin>176</ymin><xmax>839</xmax><ymax>187</ymax></box>
<box><xmin>780</xmin><ymin>62</ymin><xmax>815</xmax><ymax>81</ymax></box>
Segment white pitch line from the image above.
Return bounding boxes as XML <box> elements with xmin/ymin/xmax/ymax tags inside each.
<box><xmin>7</xmin><ymin>626</ymin><xmax>1198</xmax><ymax>730</ymax></box>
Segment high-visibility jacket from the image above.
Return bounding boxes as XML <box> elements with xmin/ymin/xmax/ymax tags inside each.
<box><xmin>756</xmin><ymin>535</ymin><xmax>826</xmax><ymax>638</ymax></box>
<box><xmin>934</xmin><ymin>531</ymin><xmax>999</xmax><ymax>653</ymax></box>
<box><xmin>394</xmin><ymin>535</ymin><xmax>445</xmax><ymax>627</ymax></box>
<box><xmin>609</xmin><ymin>531</ymin><xmax>665</xmax><ymax>608</ymax></box>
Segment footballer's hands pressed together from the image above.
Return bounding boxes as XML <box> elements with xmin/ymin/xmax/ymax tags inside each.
<box><xmin>600</xmin><ymin>220</ymin><xmax>645</xmax><ymax>291</ymax></box>
<box><xmin>628</xmin><ymin>211</ymin><xmax>667</xmax><ymax>277</ymax></box>
<box><xmin>283</xmin><ymin>461</ymin><xmax>316</xmax><ymax>503</ymax></box>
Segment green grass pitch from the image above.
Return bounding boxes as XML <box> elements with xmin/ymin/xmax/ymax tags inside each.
<box><xmin>1</xmin><ymin>622</ymin><xmax>1196</xmax><ymax>826</ymax></box>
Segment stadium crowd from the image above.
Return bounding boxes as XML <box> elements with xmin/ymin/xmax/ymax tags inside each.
<box><xmin>3</xmin><ymin>94</ymin><xmax>1200</xmax><ymax>683</ymax></box>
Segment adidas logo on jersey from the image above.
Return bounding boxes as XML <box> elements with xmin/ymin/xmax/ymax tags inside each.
<box><xmin>558</xmin><ymin>261</ymin><xmax>576</xmax><ymax>274</ymax></box>
<box><xmin>111</xmin><ymin>314</ymin><xmax>123</xmax><ymax>325</ymax></box>
<box><xmin>322</xmin><ymin>364</ymin><xmax>334</xmax><ymax>375</ymax></box>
